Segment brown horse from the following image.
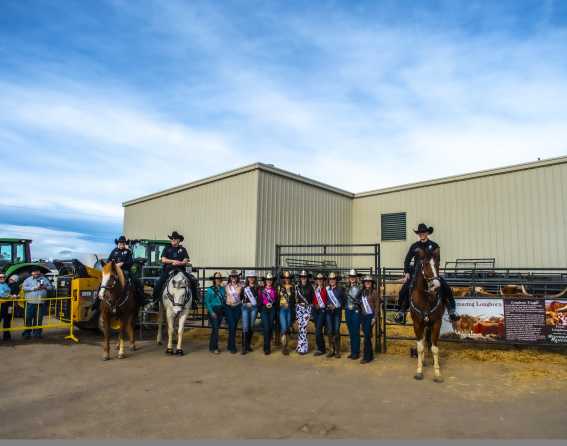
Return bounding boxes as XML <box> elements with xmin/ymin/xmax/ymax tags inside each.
<box><xmin>98</xmin><ymin>260</ymin><xmax>138</xmax><ymax>360</ymax></box>
<box><xmin>410</xmin><ymin>247</ymin><xmax>445</xmax><ymax>382</ymax></box>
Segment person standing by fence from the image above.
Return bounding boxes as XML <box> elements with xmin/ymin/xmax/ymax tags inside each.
<box><xmin>359</xmin><ymin>275</ymin><xmax>379</xmax><ymax>364</ymax></box>
<box><xmin>259</xmin><ymin>272</ymin><xmax>277</xmax><ymax>355</ymax></box>
<box><xmin>295</xmin><ymin>270</ymin><xmax>313</xmax><ymax>355</ymax></box>
<box><xmin>326</xmin><ymin>272</ymin><xmax>345</xmax><ymax>358</ymax></box>
<box><xmin>0</xmin><ymin>273</ymin><xmax>15</xmax><ymax>341</ymax></box>
<box><xmin>22</xmin><ymin>268</ymin><xmax>53</xmax><ymax>339</ymax></box>
<box><xmin>241</xmin><ymin>270</ymin><xmax>259</xmax><ymax>355</ymax></box>
<box><xmin>277</xmin><ymin>271</ymin><xmax>296</xmax><ymax>355</ymax></box>
<box><xmin>204</xmin><ymin>272</ymin><xmax>226</xmax><ymax>354</ymax></box>
<box><xmin>345</xmin><ymin>269</ymin><xmax>362</xmax><ymax>360</ymax></box>
<box><xmin>312</xmin><ymin>273</ymin><xmax>328</xmax><ymax>356</ymax></box>
<box><xmin>224</xmin><ymin>270</ymin><xmax>242</xmax><ymax>354</ymax></box>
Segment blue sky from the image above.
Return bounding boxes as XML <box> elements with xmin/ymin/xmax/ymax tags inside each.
<box><xmin>1</xmin><ymin>0</ymin><xmax>567</xmax><ymax>259</ymax></box>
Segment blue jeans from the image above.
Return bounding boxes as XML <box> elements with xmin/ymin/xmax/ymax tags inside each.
<box><xmin>225</xmin><ymin>304</ymin><xmax>241</xmax><ymax>352</ymax></box>
<box><xmin>261</xmin><ymin>307</ymin><xmax>275</xmax><ymax>352</ymax></box>
<box><xmin>312</xmin><ymin>308</ymin><xmax>327</xmax><ymax>352</ymax></box>
<box><xmin>279</xmin><ymin>307</ymin><xmax>291</xmax><ymax>334</ymax></box>
<box><xmin>241</xmin><ymin>304</ymin><xmax>258</xmax><ymax>333</ymax></box>
<box><xmin>345</xmin><ymin>308</ymin><xmax>360</xmax><ymax>356</ymax></box>
<box><xmin>360</xmin><ymin>313</ymin><xmax>374</xmax><ymax>361</ymax></box>
<box><xmin>326</xmin><ymin>309</ymin><xmax>341</xmax><ymax>336</ymax></box>
<box><xmin>209</xmin><ymin>306</ymin><xmax>226</xmax><ymax>351</ymax></box>
<box><xmin>23</xmin><ymin>302</ymin><xmax>44</xmax><ymax>337</ymax></box>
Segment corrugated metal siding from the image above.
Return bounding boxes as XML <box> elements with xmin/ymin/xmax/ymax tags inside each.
<box><xmin>123</xmin><ymin>170</ymin><xmax>259</xmax><ymax>266</ymax></box>
<box><xmin>255</xmin><ymin>171</ymin><xmax>353</xmax><ymax>267</ymax></box>
<box><xmin>352</xmin><ymin>161</ymin><xmax>567</xmax><ymax>268</ymax></box>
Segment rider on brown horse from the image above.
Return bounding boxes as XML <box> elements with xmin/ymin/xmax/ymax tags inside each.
<box><xmin>394</xmin><ymin>223</ymin><xmax>460</xmax><ymax>324</ymax></box>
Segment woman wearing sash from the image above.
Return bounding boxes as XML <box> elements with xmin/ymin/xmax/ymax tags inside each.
<box><xmin>224</xmin><ymin>270</ymin><xmax>243</xmax><ymax>354</ymax></box>
<box><xmin>345</xmin><ymin>269</ymin><xmax>362</xmax><ymax>360</ymax></box>
<box><xmin>359</xmin><ymin>275</ymin><xmax>379</xmax><ymax>364</ymax></box>
<box><xmin>325</xmin><ymin>272</ymin><xmax>346</xmax><ymax>358</ymax></box>
<box><xmin>241</xmin><ymin>270</ymin><xmax>259</xmax><ymax>355</ymax></box>
<box><xmin>277</xmin><ymin>271</ymin><xmax>296</xmax><ymax>355</ymax></box>
<box><xmin>312</xmin><ymin>273</ymin><xmax>329</xmax><ymax>356</ymax></box>
<box><xmin>258</xmin><ymin>272</ymin><xmax>277</xmax><ymax>355</ymax></box>
<box><xmin>295</xmin><ymin>270</ymin><xmax>313</xmax><ymax>355</ymax></box>
<box><xmin>204</xmin><ymin>272</ymin><xmax>226</xmax><ymax>354</ymax></box>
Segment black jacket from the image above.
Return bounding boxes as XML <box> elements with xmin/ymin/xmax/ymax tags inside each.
<box><xmin>326</xmin><ymin>285</ymin><xmax>346</xmax><ymax>309</ymax></box>
<box><xmin>295</xmin><ymin>283</ymin><xmax>314</xmax><ymax>306</ymax></box>
<box><xmin>108</xmin><ymin>248</ymin><xmax>133</xmax><ymax>272</ymax></box>
<box><xmin>403</xmin><ymin>239</ymin><xmax>440</xmax><ymax>274</ymax></box>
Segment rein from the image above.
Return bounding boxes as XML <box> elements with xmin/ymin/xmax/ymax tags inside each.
<box><xmin>100</xmin><ymin>278</ymin><xmax>129</xmax><ymax>314</ymax></box>
<box><xmin>164</xmin><ymin>275</ymin><xmax>191</xmax><ymax>308</ymax></box>
<box><xmin>410</xmin><ymin>260</ymin><xmax>442</xmax><ymax>324</ymax></box>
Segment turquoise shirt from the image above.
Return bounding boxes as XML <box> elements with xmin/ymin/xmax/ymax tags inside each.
<box><xmin>204</xmin><ymin>286</ymin><xmax>226</xmax><ymax>314</ymax></box>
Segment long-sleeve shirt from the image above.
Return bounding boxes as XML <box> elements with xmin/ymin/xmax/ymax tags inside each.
<box><xmin>403</xmin><ymin>239</ymin><xmax>440</xmax><ymax>274</ymax></box>
<box><xmin>326</xmin><ymin>285</ymin><xmax>345</xmax><ymax>309</ymax></box>
<box><xmin>313</xmin><ymin>286</ymin><xmax>328</xmax><ymax>309</ymax></box>
<box><xmin>295</xmin><ymin>284</ymin><xmax>314</xmax><ymax>306</ymax></box>
<box><xmin>107</xmin><ymin>248</ymin><xmax>134</xmax><ymax>272</ymax></box>
<box><xmin>0</xmin><ymin>283</ymin><xmax>11</xmax><ymax>298</ymax></box>
<box><xmin>22</xmin><ymin>275</ymin><xmax>53</xmax><ymax>304</ymax></box>
<box><xmin>204</xmin><ymin>286</ymin><xmax>226</xmax><ymax>314</ymax></box>
<box><xmin>259</xmin><ymin>287</ymin><xmax>276</xmax><ymax>308</ymax></box>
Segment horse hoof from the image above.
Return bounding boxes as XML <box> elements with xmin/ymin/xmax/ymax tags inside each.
<box><xmin>175</xmin><ymin>349</ymin><xmax>184</xmax><ymax>356</ymax></box>
<box><xmin>157</xmin><ymin>341</ymin><xmax>163</xmax><ymax>346</ymax></box>
<box><xmin>117</xmin><ymin>353</ymin><xmax>125</xmax><ymax>359</ymax></box>
<box><xmin>166</xmin><ymin>348</ymin><xmax>174</xmax><ymax>355</ymax></box>
<box><xmin>102</xmin><ymin>355</ymin><xmax>110</xmax><ymax>361</ymax></box>
<box><xmin>414</xmin><ymin>372</ymin><xmax>424</xmax><ymax>380</ymax></box>
<box><xmin>434</xmin><ymin>376</ymin><xmax>444</xmax><ymax>383</ymax></box>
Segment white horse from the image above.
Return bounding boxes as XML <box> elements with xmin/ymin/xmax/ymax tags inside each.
<box><xmin>156</xmin><ymin>271</ymin><xmax>193</xmax><ymax>355</ymax></box>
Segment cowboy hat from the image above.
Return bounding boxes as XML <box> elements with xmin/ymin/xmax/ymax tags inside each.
<box><xmin>114</xmin><ymin>235</ymin><xmax>128</xmax><ymax>245</ymax></box>
<box><xmin>228</xmin><ymin>269</ymin><xmax>240</xmax><ymax>277</ymax></box>
<box><xmin>281</xmin><ymin>271</ymin><xmax>293</xmax><ymax>279</ymax></box>
<box><xmin>168</xmin><ymin>231</ymin><xmax>185</xmax><ymax>242</ymax></box>
<box><xmin>315</xmin><ymin>273</ymin><xmax>325</xmax><ymax>280</ymax></box>
<box><xmin>299</xmin><ymin>270</ymin><xmax>309</xmax><ymax>278</ymax></box>
<box><xmin>210</xmin><ymin>271</ymin><xmax>224</xmax><ymax>280</ymax></box>
<box><xmin>245</xmin><ymin>270</ymin><xmax>257</xmax><ymax>278</ymax></box>
<box><xmin>328</xmin><ymin>272</ymin><xmax>340</xmax><ymax>280</ymax></box>
<box><xmin>265</xmin><ymin>272</ymin><xmax>274</xmax><ymax>280</ymax></box>
<box><xmin>362</xmin><ymin>275</ymin><xmax>375</xmax><ymax>283</ymax></box>
<box><xmin>414</xmin><ymin>223</ymin><xmax>434</xmax><ymax>234</ymax></box>
<box><xmin>348</xmin><ymin>269</ymin><xmax>358</xmax><ymax>277</ymax></box>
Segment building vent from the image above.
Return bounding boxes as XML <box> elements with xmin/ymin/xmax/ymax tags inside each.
<box><xmin>381</xmin><ymin>212</ymin><xmax>407</xmax><ymax>241</ymax></box>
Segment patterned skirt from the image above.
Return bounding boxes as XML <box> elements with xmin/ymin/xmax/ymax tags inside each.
<box><xmin>296</xmin><ymin>304</ymin><xmax>311</xmax><ymax>353</ymax></box>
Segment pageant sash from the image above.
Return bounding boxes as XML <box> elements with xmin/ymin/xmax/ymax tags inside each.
<box><xmin>228</xmin><ymin>285</ymin><xmax>240</xmax><ymax>305</ymax></box>
<box><xmin>361</xmin><ymin>294</ymin><xmax>373</xmax><ymax>315</ymax></box>
<box><xmin>327</xmin><ymin>287</ymin><xmax>340</xmax><ymax>308</ymax></box>
<box><xmin>296</xmin><ymin>286</ymin><xmax>308</xmax><ymax>305</ymax></box>
<box><xmin>315</xmin><ymin>288</ymin><xmax>325</xmax><ymax>309</ymax></box>
<box><xmin>244</xmin><ymin>287</ymin><xmax>257</xmax><ymax>306</ymax></box>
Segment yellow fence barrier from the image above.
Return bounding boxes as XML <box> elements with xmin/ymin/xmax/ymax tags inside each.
<box><xmin>0</xmin><ymin>295</ymin><xmax>79</xmax><ymax>342</ymax></box>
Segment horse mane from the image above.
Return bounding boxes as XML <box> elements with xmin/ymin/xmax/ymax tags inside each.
<box><xmin>114</xmin><ymin>263</ymin><xmax>126</xmax><ymax>289</ymax></box>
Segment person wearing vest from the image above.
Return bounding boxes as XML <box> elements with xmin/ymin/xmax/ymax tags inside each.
<box><xmin>204</xmin><ymin>272</ymin><xmax>226</xmax><ymax>354</ymax></box>
<box><xmin>325</xmin><ymin>272</ymin><xmax>346</xmax><ymax>358</ymax></box>
<box><xmin>277</xmin><ymin>271</ymin><xmax>296</xmax><ymax>355</ymax></box>
<box><xmin>241</xmin><ymin>270</ymin><xmax>259</xmax><ymax>355</ymax></box>
<box><xmin>312</xmin><ymin>273</ymin><xmax>329</xmax><ymax>356</ymax></box>
<box><xmin>295</xmin><ymin>270</ymin><xmax>314</xmax><ymax>355</ymax></box>
<box><xmin>345</xmin><ymin>269</ymin><xmax>362</xmax><ymax>360</ymax></box>
<box><xmin>258</xmin><ymin>272</ymin><xmax>277</xmax><ymax>355</ymax></box>
<box><xmin>224</xmin><ymin>270</ymin><xmax>243</xmax><ymax>354</ymax></box>
<box><xmin>152</xmin><ymin>231</ymin><xmax>191</xmax><ymax>303</ymax></box>
<box><xmin>359</xmin><ymin>275</ymin><xmax>380</xmax><ymax>364</ymax></box>
<box><xmin>394</xmin><ymin>223</ymin><xmax>460</xmax><ymax>324</ymax></box>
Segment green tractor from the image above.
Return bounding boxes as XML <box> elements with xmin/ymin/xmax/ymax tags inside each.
<box><xmin>128</xmin><ymin>239</ymin><xmax>171</xmax><ymax>291</ymax></box>
<box><xmin>0</xmin><ymin>238</ymin><xmax>51</xmax><ymax>280</ymax></box>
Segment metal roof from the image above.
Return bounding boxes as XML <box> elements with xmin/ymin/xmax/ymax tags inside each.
<box><xmin>123</xmin><ymin>155</ymin><xmax>567</xmax><ymax>206</ymax></box>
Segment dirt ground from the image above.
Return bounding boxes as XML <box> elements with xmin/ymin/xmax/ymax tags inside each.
<box><xmin>1</xmin><ymin>327</ymin><xmax>567</xmax><ymax>439</ymax></box>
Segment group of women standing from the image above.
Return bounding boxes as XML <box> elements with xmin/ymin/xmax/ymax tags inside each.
<box><xmin>203</xmin><ymin>269</ymin><xmax>380</xmax><ymax>364</ymax></box>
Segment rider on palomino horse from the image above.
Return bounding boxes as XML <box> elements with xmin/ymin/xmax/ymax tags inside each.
<box><xmin>394</xmin><ymin>223</ymin><xmax>460</xmax><ymax>324</ymax></box>
<box><xmin>152</xmin><ymin>231</ymin><xmax>198</xmax><ymax>305</ymax></box>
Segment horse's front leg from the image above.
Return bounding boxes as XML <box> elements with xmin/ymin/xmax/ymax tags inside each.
<box><xmin>156</xmin><ymin>301</ymin><xmax>163</xmax><ymax>345</ymax></box>
<box><xmin>431</xmin><ymin>321</ymin><xmax>443</xmax><ymax>382</ymax></box>
<box><xmin>166</xmin><ymin>309</ymin><xmax>174</xmax><ymax>354</ymax></box>
<box><xmin>175</xmin><ymin>309</ymin><xmax>189</xmax><ymax>355</ymax></box>
<box><xmin>117</xmin><ymin>319</ymin><xmax>126</xmax><ymax>359</ymax></box>
<box><xmin>128</xmin><ymin>313</ymin><xmax>137</xmax><ymax>352</ymax></box>
<box><xmin>102</xmin><ymin>312</ymin><xmax>111</xmax><ymax>361</ymax></box>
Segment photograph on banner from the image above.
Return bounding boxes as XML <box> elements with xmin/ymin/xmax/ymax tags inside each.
<box><xmin>441</xmin><ymin>298</ymin><xmax>504</xmax><ymax>341</ymax></box>
<box><xmin>545</xmin><ymin>299</ymin><xmax>567</xmax><ymax>344</ymax></box>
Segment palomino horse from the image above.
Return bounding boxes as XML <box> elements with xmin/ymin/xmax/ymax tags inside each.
<box><xmin>156</xmin><ymin>270</ymin><xmax>193</xmax><ymax>355</ymax></box>
<box><xmin>98</xmin><ymin>260</ymin><xmax>139</xmax><ymax>360</ymax></box>
<box><xmin>410</xmin><ymin>247</ymin><xmax>445</xmax><ymax>382</ymax></box>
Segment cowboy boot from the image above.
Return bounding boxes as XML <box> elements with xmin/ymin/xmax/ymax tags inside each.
<box><xmin>281</xmin><ymin>334</ymin><xmax>289</xmax><ymax>355</ymax></box>
<box><xmin>241</xmin><ymin>332</ymin><xmax>247</xmax><ymax>355</ymax></box>
<box><xmin>326</xmin><ymin>336</ymin><xmax>335</xmax><ymax>357</ymax></box>
<box><xmin>334</xmin><ymin>335</ymin><xmax>341</xmax><ymax>358</ymax></box>
<box><xmin>246</xmin><ymin>331</ymin><xmax>253</xmax><ymax>352</ymax></box>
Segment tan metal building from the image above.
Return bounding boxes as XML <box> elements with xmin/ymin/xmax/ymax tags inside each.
<box><xmin>123</xmin><ymin>156</ymin><xmax>567</xmax><ymax>269</ymax></box>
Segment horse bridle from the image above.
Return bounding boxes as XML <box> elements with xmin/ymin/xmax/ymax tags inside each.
<box><xmin>410</xmin><ymin>258</ymin><xmax>442</xmax><ymax>323</ymax></box>
<box><xmin>99</xmin><ymin>275</ymin><xmax>129</xmax><ymax>313</ymax></box>
<box><xmin>165</xmin><ymin>275</ymin><xmax>191</xmax><ymax>308</ymax></box>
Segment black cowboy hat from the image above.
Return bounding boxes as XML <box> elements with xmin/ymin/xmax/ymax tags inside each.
<box><xmin>114</xmin><ymin>235</ymin><xmax>129</xmax><ymax>245</ymax></box>
<box><xmin>168</xmin><ymin>231</ymin><xmax>184</xmax><ymax>242</ymax></box>
<box><xmin>414</xmin><ymin>223</ymin><xmax>434</xmax><ymax>234</ymax></box>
